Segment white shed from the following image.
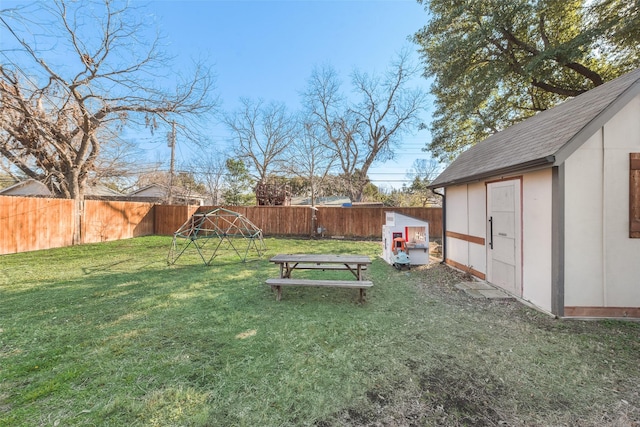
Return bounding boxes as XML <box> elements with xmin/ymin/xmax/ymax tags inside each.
<box><xmin>429</xmin><ymin>68</ymin><xmax>640</xmax><ymax>319</ymax></box>
<box><xmin>382</xmin><ymin>211</ymin><xmax>429</xmax><ymax>267</ymax></box>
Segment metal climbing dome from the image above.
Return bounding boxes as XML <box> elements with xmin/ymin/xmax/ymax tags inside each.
<box><xmin>168</xmin><ymin>208</ymin><xmax>266</xmax><ymax>265</ymax></box>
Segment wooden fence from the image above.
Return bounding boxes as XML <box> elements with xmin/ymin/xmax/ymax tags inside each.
<box><xmin>1</xmin><ymin>196</ymin><xmax>75</xmax><ymax>254</ymax></box>
<box><xmin>0</xmin><ymin>196</ymin><xmax>155</xmax><ymax>255</ymax></box>
<box><xmin>156</xmin><ymin>205</ymin><xmax>443</xmax><ymax>240</ymax></box>
<box><xmin>0</xmin><ymin>196</ymin><xmax>441</xmax><ymax>255</ymax></box>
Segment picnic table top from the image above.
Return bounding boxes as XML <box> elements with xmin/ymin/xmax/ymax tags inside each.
<box><xmin>268</xmin><ymin>254</ymin><xmax>371</xmax><ymax>264</ymax></box>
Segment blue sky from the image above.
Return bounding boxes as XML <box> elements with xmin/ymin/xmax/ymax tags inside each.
<box><xmin>148</xmin><ymin>0</ymin><xmax>436</xmax><ymax>189</ymax></box>
<box><xmin>2</xmin><ymin>0</ymin><xmax>436</xmax><ymax>189</ymax></box>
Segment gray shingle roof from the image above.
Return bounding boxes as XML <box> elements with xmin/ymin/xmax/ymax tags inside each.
<box><xmin>429</xmin><ymin>68</ymin><xmax>640</xmax><ymax>188</ymax></box>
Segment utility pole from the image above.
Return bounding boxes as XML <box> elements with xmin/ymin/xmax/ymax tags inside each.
<box><xmin>168</xmin><ymin>121</ymin><xmax>176</xmax><ymax>204</ymax></box>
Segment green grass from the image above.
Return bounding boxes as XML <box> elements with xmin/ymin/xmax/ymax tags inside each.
<box><xmin>1</xmin><ymin>236</ymin><xmax>639</xmax><ymax>426</ymax></box>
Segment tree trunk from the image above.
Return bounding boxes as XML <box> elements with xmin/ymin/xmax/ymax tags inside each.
<box><xmin>67</xmin><ymin>169</ymin><xmax>84</xmax><ymax>245</ymax></box>
<box><xmin>72</xmin><ymin>196</ymin><xmax>84</xmax><ymax>245</ymax></box>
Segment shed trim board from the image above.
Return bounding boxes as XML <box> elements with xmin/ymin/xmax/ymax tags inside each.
<box><xmin>564</xmin><ymin>306</ymin><xmax>640</xmax><ymax>318</ymax></box>
<box><xmin>430</xmin><ymin>68</ymin><xmax>640</xmax><ymax>319</ymax></box>
<box><xmin>631</xmin><ymin>153</ymin><xmax>640</xmax><ymax>237</ymax></box>
<box><xmin>446</xmin><ymin>258</ymin><xmax>486</xmax><ymax>280</ymax></box>
<box><xmin>551</xmin><ymin>166</ymin><xmax>565</xmax><ymax>317</ymax></box>
<box><xmin>445</xmin><ymin>230</ymin><xmax>485</xmax><ymax>246</ymax></box>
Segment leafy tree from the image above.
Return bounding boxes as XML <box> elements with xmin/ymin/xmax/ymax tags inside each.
<box><xmin>284</xmin><ymin>176</ymin><xmax>310</xmax><ymax>198</ymax></box>
<box><xmin>222</xmin><ymin>158</ymin><xmax>253</xmax><ymax>206</ymax></box>
<box><xmin>361</xmin><ymin>182</ymin><xmax>388</xmax><ymax>204</ymax></box>
<box><xmin>173</xmin><ymin>172</ymin><xmax>207</xmax><ymax>195</ymax></box>
<box><xmin>404</xmin><ymin>177</ymin><xmax>435</xmax><ymax>207</ymax></box>
<box><xmin>303</xmin><ymin>50</ymin><xmax>428</xmax><ymax>202</ymax></box>
<box><xmin>414</xmin><ymin>0</ymin><xmax>640</xmax><ymax>160</ymax></box>
<box><xmin>590</xmin><ymin>0</ymin><xmax>640</xmax><ymax>62</ymax></box>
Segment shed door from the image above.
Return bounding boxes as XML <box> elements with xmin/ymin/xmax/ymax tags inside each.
<box><xmin>487</xmin><ymin>180</ymin><xmax>522</xmax><ymax>296</ymax></box>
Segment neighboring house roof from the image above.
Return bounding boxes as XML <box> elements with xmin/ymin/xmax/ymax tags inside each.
<box><xmin>128</xmin><ymin>183</ymin><xmax>205</xmax><ymax>204</ymax></box>
<box><xmin>430</xmin><ymin>68</ymin><xmax>640</xmax><ymax>188</ymax></box>
<box><xmin>291</xmin><ymin>196</ymin><xmax>352</xmax><ymax>206</ymax></box>
<box><xmin>0</xmin><ymin>179</ymin><xmax>52</xmax><ymax>196</ymax></box>
<box><xmin>0</xmin><ymin>180</ymin><xmax>125</xmax><ymax>198</ymax></box>
<box><xmin>128</xmin><ymin>184</ymin><xmax>168</xmax><ymax>198</ymax></box>
<box><xmin>85</xmin><ymin>184</ymin><xmax>124</xmax><ymax>197</ymax></box>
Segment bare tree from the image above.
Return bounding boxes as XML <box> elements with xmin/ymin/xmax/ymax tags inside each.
<box><xmin>304</xmin><ymin>51</ymin><xmax>428</xmax><ymax>202</ymax></box>
<box><xmin>89</xmin><ymin>135</ymin><xmax>141</xmax><ymax>192</ymax></box>
<box><xmin>302</xmin><ymin>65</ymin><xmax>361</xmax><ymax>200</ymax></box>
<box><xmin>190</xmin><ymin>148</ymin><xmax>228</xmax><ymax>205</ymax></box>
<box><xmin>290</xmin><ymin>122</ymin><xmax>337</xmax><ymax>206</ymax></box>
<box><xmin>223</xmin><ymin>98</ymin><xmax>298</xmax><ymax>184</ymax></box>
<box><xmin>0</xmin><ymin>0</ymin><xmax>216</xmax><ymax>242</ymax></box>
<box><xmin>405</xmin><ymin>158</ymin><xmax>441</xmax><ymax>207</ymax></box>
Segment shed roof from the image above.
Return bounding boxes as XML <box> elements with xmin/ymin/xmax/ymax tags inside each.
<box><xmin>429</xmin><ymin>68</ymin><xmax>640</xmax><ymax>188</ymax></box>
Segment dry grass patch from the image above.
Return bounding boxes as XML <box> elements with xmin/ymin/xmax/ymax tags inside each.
<box><xmin>320</xmin><ymin>262</ymin><xmax>640</xmax><ymax>427</ymax></box>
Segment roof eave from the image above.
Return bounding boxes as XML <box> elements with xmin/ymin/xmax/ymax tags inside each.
<box><xmin>554</xmin><ymin>78</ymin><xmax>640</xmax><ymax>165</ymax></box>
<box><xmin>427</xmin><ymin>156</ymin><xmax>555</xmax><ymax>189</ymax></box>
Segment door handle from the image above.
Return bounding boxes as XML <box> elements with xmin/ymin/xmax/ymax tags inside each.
<box><xmin>488</xmin><ymin>216</ymin><xmax>493</xmax><ymax>249</ymax></box>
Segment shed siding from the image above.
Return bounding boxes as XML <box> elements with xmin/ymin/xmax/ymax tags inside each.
<box><xmin>467</xmin><ymin>182</ymin><xmax>487</xmax><ymax>274</ymax></box>
<box><xmin>445</xmin><ymin>183</ymin><xmax>487</xmax><ymax>276</ymax></box>
<box><xmin>602</xmin><ymin>95</ymin><xmax>640</xmax><ymax>307</ymax></box>
<box><xmin>564</xmin><ymin>131</ymin><xmax>605</xmax><ymax>307</ymax></box>
<box><xmin>446</xmin><ymin>185</ymin><xmax>471</xmax><ymax>269</ymax></box>
<box><xmin>447</xmin><ymin>185</ymin><xmax>469</xmax><ymax>234</ymax></box>
<box><xmin>521</xmin><ymin>169</ymin><xmax>553</xmax><ymax>312</ymax></box>
<box><xmin>564</xmin><ymin>93</ymin><xmax>640</xmax><ymax>310</ymax></box>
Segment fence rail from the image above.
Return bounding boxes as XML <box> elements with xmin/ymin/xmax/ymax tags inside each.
<box><xmin>0</xmin><ymin>196</ymin><xmax>441</xmax><ymax>255</ymax></box>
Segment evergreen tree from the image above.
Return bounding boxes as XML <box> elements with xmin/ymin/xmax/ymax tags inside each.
<box><xmin>414</xmin><ymin>0</ymin><xmax>640</xmax><ymax>160</ymax></box>
<box><xmin>222</xmin><ymin>159</ymin><xmax>254</xmax><ymax>206</ymax></box>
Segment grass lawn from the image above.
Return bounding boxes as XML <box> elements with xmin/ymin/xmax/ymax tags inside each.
<box><xmin>1</xmin><ymin>236</ymin><xmax>639</xmax><ymax>426</ymax></box>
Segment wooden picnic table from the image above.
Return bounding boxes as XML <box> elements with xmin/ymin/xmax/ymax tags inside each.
<box><xmin>266</xmin><ymin>254</ymin><xmax>373</xmax><ymax>303</ymax></box>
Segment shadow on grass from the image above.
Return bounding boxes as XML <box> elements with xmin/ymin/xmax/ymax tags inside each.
<box><xmin>1</xmin><ymin>238</ymin><xmax>398</xmax><ymax>426</ymax></box>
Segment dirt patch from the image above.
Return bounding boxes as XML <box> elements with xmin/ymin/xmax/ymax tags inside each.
<box><xmin>417</xmin><ymin>359</ymin><xmax>504</xmax><ymax>426</ymax></box>
<box><xmin>0</xmin><ymin>392</ymin><xmax>11</xmax><ymax>415</ymax></box>
<box><xmin>318</xmin><ymin>359</ymin><xmax>505</xmax><ymax>427</ymax></box>
<box><xmin>316</xmin><ymin>262</ymin><xmax>640</xmax><ymax>427</ymax></box>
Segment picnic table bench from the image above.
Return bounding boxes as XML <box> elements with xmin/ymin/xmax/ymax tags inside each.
<box><xmin>267</xmin><ymin>254</ymin><xmax>372</xmax><ymax>303</ymax></box>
